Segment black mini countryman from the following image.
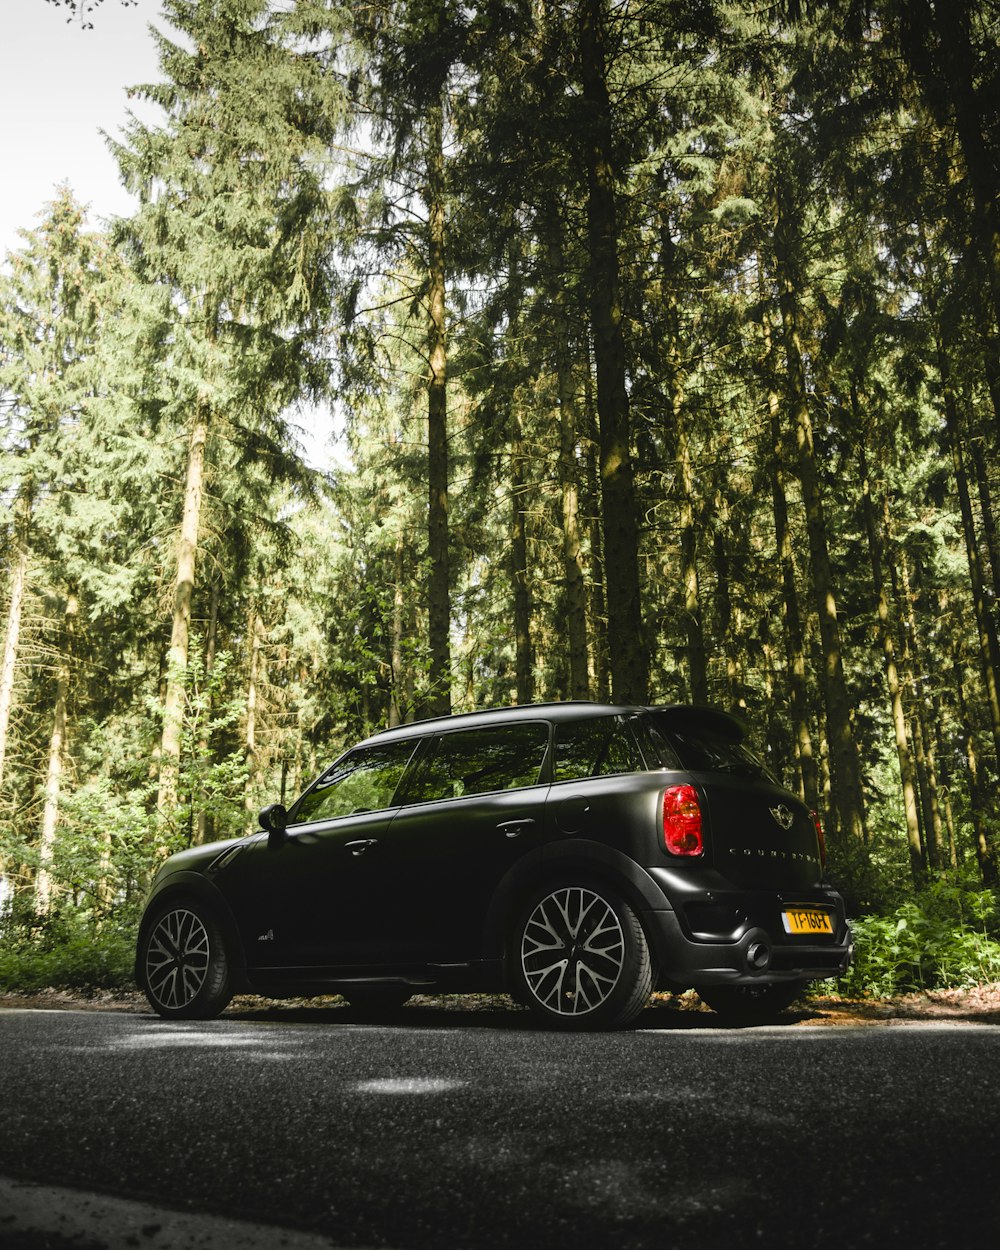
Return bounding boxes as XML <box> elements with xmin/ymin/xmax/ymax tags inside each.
<box><xmin>136</xmin><ymin>703</ymin><xmax>852</xmax><ymax>1029</ymax></box>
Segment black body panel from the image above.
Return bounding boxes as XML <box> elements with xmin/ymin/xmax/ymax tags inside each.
<box><xmin>136</xmin><ymin>701</ymin><xmax>852</xmax><ymax>1007</ymax></box>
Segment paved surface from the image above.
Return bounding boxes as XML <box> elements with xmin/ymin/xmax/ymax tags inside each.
<box><xmin>1</xmin><ymin>1003</ymin><xmax>998</xmax><ymax>1249</ymax></box>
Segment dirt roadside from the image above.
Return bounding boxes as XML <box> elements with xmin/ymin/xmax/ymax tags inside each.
<box><xmin>2</xmin><ymin>984</ymin><xmax>1000</xmax><ymax>1025</ymax></box>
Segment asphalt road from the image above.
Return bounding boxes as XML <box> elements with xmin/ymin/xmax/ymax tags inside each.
<box><xmin>1</xmin><ymin>1001</ymin><xmax>998</xmax><ymax>1250</ymax></box>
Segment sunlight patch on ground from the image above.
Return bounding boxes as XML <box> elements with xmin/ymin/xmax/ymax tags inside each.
<box><xmin>350</xmin><ymin>1076</ymin><xmax>465</xmax><ymax>1095</ymax></box>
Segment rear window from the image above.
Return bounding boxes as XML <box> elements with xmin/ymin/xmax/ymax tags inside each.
<box><xmin>553</xmin><ymin>716</ymin><xmax>641</xmax><ymax>781</ymax></box>
<box><xmin>643</xmin><ymin>714</ymin><xmax>776</xmax><ymax>783</ymax></box>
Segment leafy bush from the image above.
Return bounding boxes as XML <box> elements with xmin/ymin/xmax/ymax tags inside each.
<box><xmin>840</xmin><ymin>879</ymin><xmax>1000</xmax><ymax>997</ymax></box>
<box><xmin>0</xmin><ymin>910</ymin><xmax>137</xmax><ymax>994</ymax></box>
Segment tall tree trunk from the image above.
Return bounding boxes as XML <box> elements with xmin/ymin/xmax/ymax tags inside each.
<box><xmin>555</xmin><ymin>312</ymin><xmax>590</xmax><ymax>700</ymax></box>
<box><xmin>953</xmin><ymin>649</ymin><xmax>997</xmax><ymax>883</ymax></box>
<box><xmin>676</xmin><ymin>397</ymin><xmax>707</xmax><ymax>704</ymax></box>
<box><xmin>930</xmin><ymin>0</ymin><xmax>1000</xmax><ymax>336</ymax></box>
<box><xmin>425</xmin><ymin>97</ymin><xmax>451</xmax><ymax>718</ymax></box>
<box><xmin>970</xmin><ymin>437</ymin><xmax>1000</xmax><ymax>605</ymax></box>
<box><xmin>0</xmin><ymin>541</ymin><xmax>28</xmax><ymax>794</ymax></box>
<box><xmin>157</xmin><ymin>404</ymin><xmax>209</xmax><ymax>819</ymax></box>
<box><xmin>712</xmin><ymin>487</ymin><xmax>745</xmax><ymax>711</ymax></box>
<box><xmin>390</xmin><ymin>529</ymin><xmax>406</xmax><ymax>728</ymax></box>
<box><xmin>764</xmin><ymin>315</ymin><xmax>817</xmax><ymax>811</ymax></box>
<box><xmin>195</xmin><ymin>578</ymin><xmax>221</xmax><ymax>847</ymax></box>
<box><xmin>858</xmin><ymin>429</ymin><xmax>923</xmax><ymax>880</ymax></box>
<box><xmin>35</xmin><ymin>593</ymin><xmax>77</xmax><ymax>913</ymax></box>
<box><xmin>773</xmin><ymin>206</ymin><xmax>866</xmax><ymax>842</ymax></box>
<box><xmin>584</xmin><ymin>379</ymin><xmax>611</xmax><ymax>701</ymax></box>
<box><xmin>936</xmin><ymin>350</ymin><xmax>1000</xmax><ymax>764</ymax></box>
<box><xmin>244</xmin><ymin>604</ymin><xmax>264</xmax><ymax>821</ymax></box>
<box><xmin>578</xmin><ymin>0</ymin><xmax>647</xmax><ymax>703</ymax></box>
<box><xmin>510</xmin><ymin>418</ymin><xmax>534</xmax><ymax>705</ymax></box>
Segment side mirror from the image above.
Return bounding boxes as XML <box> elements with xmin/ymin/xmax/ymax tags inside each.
<box><xmin>258</xmin><ymin>803</ymin><xmax>288</xmax><ymax>849</ymax></box>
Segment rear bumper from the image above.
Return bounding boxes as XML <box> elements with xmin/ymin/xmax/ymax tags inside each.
<box><xmin>640</xmin><ymin>884</ymin><xmax>853</xmax><ymax>989</ymax></box>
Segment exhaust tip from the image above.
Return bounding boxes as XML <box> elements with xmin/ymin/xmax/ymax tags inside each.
<box><xmin>746</xmin><ymin>939</ymin><xmax>771</xmax><ymax>971</ymax></box>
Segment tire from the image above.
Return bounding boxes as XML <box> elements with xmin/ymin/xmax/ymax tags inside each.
<box><xmin>697</xmin><ymin>980</ymin><xmax>806</xmax><ymax>1021</ymax></box>
<box><xmin>342</xmin><ymin>986</ymin><xmax>412</xmax><ymax>1014</ymax></box>
<box><xmin>509</xmin><ymin>880</ymin><xmax>652</xmax><ymax>1030</ymax></box>
<box><xmin>139</xmin><ymin>898</ymin><xmax>234</xmax><ymax>1020</ymax></box>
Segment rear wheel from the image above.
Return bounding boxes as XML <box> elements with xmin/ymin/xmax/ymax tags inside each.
<box><xmin>697</xmin><ymin>980</ymin><xmax>806</xmax><ymax>1021</ymax></box>
<box><xmin>509</xmin><ymin>881</ymin><xmax>652</xmax><ymax>1030</ymax></box>
<box><xmin>140</xmin><ymin>899</ymin><xmax>234</xmax><ymax>1020</ymax></box>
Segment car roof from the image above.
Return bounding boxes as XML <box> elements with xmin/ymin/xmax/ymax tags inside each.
<box><xmin>358</xmin><ymin>701</ymin><xmax>745</xmax><ymax>748</ymax></box>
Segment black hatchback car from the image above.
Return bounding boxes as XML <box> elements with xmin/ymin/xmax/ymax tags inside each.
<box><xmin>136</xmin><ymin>702</ymin><xmax>851</xmax><ymax>1029</ymax></box>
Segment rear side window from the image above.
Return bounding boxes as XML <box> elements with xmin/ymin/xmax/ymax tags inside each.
<box><xmin>646</xmin><ymin>714</ymin><xmax>775</xmax><ymax>782</ymax></box>
<box><xmin>404</xmin><ymin>723</ymin><xmax>549</xmax><ymax>802</ymax></box>
<box><xmin>553</xmin><ymin>716</ymin><xmax>641</xmax><ymax>782</ymax></box>
<box><xmin>293</xmin><ymin>739</ymin><xmax>417</xmax><ymax>823</ymax></box>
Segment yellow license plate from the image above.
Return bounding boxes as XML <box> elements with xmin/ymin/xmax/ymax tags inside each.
<box><xmin>782</xmin><ymin>908</ymin><xmax>833</xmax><ymax>936</ymax></box>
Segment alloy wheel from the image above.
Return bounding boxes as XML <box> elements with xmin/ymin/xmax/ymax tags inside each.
<box><xmin>520</xmin><ymin>886</ymin><xmax>626</xmax><ymax>1017</ymax></box>
<box><xmin>144</xmin><ymin>907</ymin><xmax>212</xmax><ymax>1012</ymax></box>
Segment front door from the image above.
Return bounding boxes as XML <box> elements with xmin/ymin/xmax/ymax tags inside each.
<box><xmin>377</xmin><ymin>721</ymin><xmax>552</xmax><ymax>962</ymax></box>
<box><xmin>238</xmin><ymin>737</ymin><xmax>420</xmax><ymax>971</ymax></box>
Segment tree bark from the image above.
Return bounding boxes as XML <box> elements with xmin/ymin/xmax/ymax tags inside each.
<box><xmin>0</xmin><ymin>542</ymin><xmax>28</xmax><ymax>794</ymax></box>
<box><xmin>244</xmin><ymin>604</ymin><xmax>264</xmax><ymax>821</ymax></box>
<box><xmin>555</xmin><ymin>310</ymin><xmax>590</xmax><ymax>700</ymax></box>
<box><xmin>578</xmin><ymin>0</ymin><xmax>647</xmax><ymax>703</ymax></box>
<box><xmin>676</xmin><ymin>401</ymin><xmax>708</xmax><ymax>704</ymax></box>
<box><xmin>425</xmin><ymin>97</ymin><xmax>451</xmax><ymax>718</ymax></box>
<box><xmin>858</xmin><ymin>429</ymin><xmax>923</xmax><ymax>881</ymax></box>
<box><xmin>390</xmin><ymin>529</ymin><xmax>406</xmax><ymax>728</ymax></box>
<box><xmin>35</xmin><ymin>593</ymin><xmax>78</xmax><ymax>913</ymax></box>
<box><xmin>763</xmin><ymin>355</ymin><xmax>817</xmax><ymax>808</ymax></box>
<box><xmin>773</xmin><ymin>205</ymin><xmax>866</xmax><ymax>842</ymax></box>
<box><xmin>194</xmin><ymin>578</ymin><xmax>221</xmax><ymax>847</ymax></box>
<box><xmin>157</xmin><ymin>404</ymin><xmax>209</xmax><ymax>819</ymax></box>
<box><xmin>510</xmin><ymin>417</ymin><xmax>534</xmax><ymax>705</ymax></box>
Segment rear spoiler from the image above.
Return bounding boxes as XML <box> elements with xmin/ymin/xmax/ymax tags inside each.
<box><xmin>644</xmin><ymin>704</ymin><xmax>748</xmax><ymax>743</ymax></box>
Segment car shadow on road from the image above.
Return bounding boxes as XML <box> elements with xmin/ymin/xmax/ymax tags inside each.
<box><xmin>214</xmin><ymin>993</ymin><xmax>815</xmax><ymax>1031</ymax></box>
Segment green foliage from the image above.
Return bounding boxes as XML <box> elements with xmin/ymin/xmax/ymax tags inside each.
<box><xmin>841</xmin><ymin>880</ymin><xmax>1000</xmax><ymax>997</ymax></box>
<box><xmin>3</xmin><ymin>0</ymin><xmax>1000</xmax><ymax>999</ymax></box>
<box><xmin>0</xmin><ymin>910</ymin><xmax>136</xmax><ymax>993</ymax></box>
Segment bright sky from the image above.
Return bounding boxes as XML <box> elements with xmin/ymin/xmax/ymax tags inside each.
<box><xmin>1</xmin><ymin>0</ymin><xmax>164</xmax><ymax>258</ymax></box>
<box><xmin>1</xmin><ymin>0</ymin><xmax>337</xmax><ymax>467</ymax></box>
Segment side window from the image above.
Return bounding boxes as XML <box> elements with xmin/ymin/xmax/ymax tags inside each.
<box><xmin>632</xmin><ymin>716</ymin><xmax>683</xmax><ymax>770</ymax></box>
<box><xmin>553</xmin><ymin>717</ymin><xmax>641</xmax><ymax>782</ymax></box>
<box><xmin>404</xmin><ymin>723</ymin><xmax>550</xmax><ymax>803</ymax></box>
<box><xmin>293</xmin><ymin>739</ymin><xmax>417</xmax><ymax>823</ymax></box>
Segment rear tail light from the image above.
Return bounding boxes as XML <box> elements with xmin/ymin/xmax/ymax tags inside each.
<box><xmin>811</xmin><ymin>810</ymin><xmax>826</xmax><ymax>868</ymax></box>
<box><xmin>663</xmin><ymin>785</ymin><xmax>704</xmax><ymax>856</ymax></box>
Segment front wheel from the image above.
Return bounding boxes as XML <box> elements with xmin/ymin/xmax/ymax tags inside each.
<box><xmin>696</xmin><ymin>980</ymin><xmax>806</xmax><ymax>1021</ymax></box>
<box><xmin>509</xmin><ymin>881</ymin><xmax>652</xmax><ymax>1030</ymax></box>
<box><xmin>139</xmin><ymin>899</ymin><xmax>234</xmax><ymax>1020</ymax></box>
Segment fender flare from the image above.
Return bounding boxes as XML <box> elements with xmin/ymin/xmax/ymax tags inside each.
<box><xmin>135</xmin><ymin>871</ymin><xmax>249</xmax><ymax>992</ymax></box>
<box><xmin>483</xmin><ymin>838</ymin><xmax>675</xmax><ymax>965</ymax></box>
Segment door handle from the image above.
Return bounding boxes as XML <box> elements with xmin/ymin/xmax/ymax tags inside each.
<box><xmin>497</xmin><ymin>818</ymin><xmax>536</xmax><ymax>838</ymax></box>
<box><xmin>346</xmin><ymin>838</ymin><xmax>378</xmax><ymax>857</ymax></box>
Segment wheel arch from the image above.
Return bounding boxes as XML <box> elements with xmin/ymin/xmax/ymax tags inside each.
<box><xmin>135</xmin><ymin>872</ymin><xmax>248</xmax><ymax>993</ymax></box>
<box><xmin>483</xmin><ymin>839</ymin><xmax>672</xmax><ymax>972</ymax></box>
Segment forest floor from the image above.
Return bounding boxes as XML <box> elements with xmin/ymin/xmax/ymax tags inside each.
<box><xmin>2</xmin><ymin>984</ymin><xmax>1000</xmax><ymax>1025</ymax></box>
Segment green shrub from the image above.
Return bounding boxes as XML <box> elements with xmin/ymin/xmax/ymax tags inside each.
<box><xmin>0</xmin><ymin>912</ymin><xmax>137</xmax><ymax>994</ymax></box>
<box><xmin>840</xmin><ymin>879</ymin><xmax>1000</xmax><ymax>997</ymax></box>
